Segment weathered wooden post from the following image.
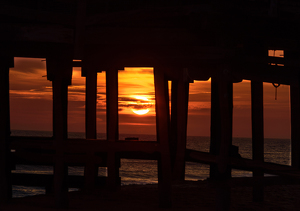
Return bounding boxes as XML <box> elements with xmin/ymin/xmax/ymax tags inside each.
<box><xmin>287</xmin><ymin>50</ymin><xmax>300</xmax><ymax>169</ymax></box>
<box><xmin>82</xmin><ymin>62</ymin><xmax>98</xmax><ymax>191</ymax></box>
<box><xmin>170</xmin><ymin>69</ymin><xmax>191</xmax><ymax>181</ymax></box>
<box><xmin>106</xmin><ymin>68</ymin><xmax>120</xmax><ymax>189</ymax></box>
<box><xmin>291</xmin><ymin>80</ymin><xmax>300</xmax><ymax>169</ymax></box>
<box><xmin>0</xmin><ymin>57</ymin><xmax>14</xmax><ymax>204</ymax></box>
<box><xmin>154</xmin><ymin>68</ymin><xmax>172</xmax><ymax>208</ymax></box>
<box><xmin>47</xmin><ymin>54</ymin><xmax>72</xmax><ymax>208</ymax></box>
<box><xmin>251</xmin><ymin>80</ymin><xmax>264</xmax><ymax>202</ymax></box>
<box><xmin>210</xmin><ymin>68</ymin><xmax>233</xmax><ymax>211</ymax></box>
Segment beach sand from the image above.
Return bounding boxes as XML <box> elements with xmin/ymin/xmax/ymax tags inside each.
<box><xmin>1</xmin><ymin>180</ymin><xmax>300</xmax><ymax>211</ymax></box>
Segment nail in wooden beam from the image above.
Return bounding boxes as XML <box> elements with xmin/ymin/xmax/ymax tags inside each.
<box><xmin>47</xmin><ymin>56</ymin><xmax>72</xmax><ymax>208</ymax></box>
<box><xmin>154</xmin><ymin>68</ymin><xmax>172</xmax><ymax>208</ymax></box>
<box><xmin>106</xmin><ymin>69</ymin><xmax>120</xmax><ymax>189</ymax></box>
<box><xmin>0</xmin><ymin>57</ymin><xmax>13</xmax><ymax>204</ymax></box>
<box><xmin>251</xmin><ymin>80</ymin><xmax>264</xmax><ymax>202</ymax></box>
<box><xmin>84</xmin><ymin>68</ymin><xmax>98</xmax><ymax>191</ymax></box>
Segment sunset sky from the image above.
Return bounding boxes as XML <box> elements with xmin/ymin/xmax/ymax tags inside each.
<box><xmin>9</xmin><ymin>57</ymin><xmax>291</xmax><ymax>139</ymax></box>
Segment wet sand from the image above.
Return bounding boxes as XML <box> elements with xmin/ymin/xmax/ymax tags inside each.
<box><xmin>1</xmin><ymin>180</ymin><xmax>300</xmax><ymax>211</ymax></box>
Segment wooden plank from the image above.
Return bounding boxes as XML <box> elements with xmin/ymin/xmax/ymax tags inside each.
<box><xmin>106</xmin><ymin>69</ymin><xmax>120</xmax><ymax>189</ymax></box>
<box><xmin>12</xmin><ymin>150</ymin><xmax>54</xmax><ymax>165</ymax></box>
<box><xmin>10</xmin><ymin>138</ymin><xmax>160</xmax><ymax>153</ymax></box>
<box><xmin>234</xmin><ymin>64</ymin><xmax>299</xmax><ymax>86</ymax></box>
<box><xmin>11</xmin><ymin>173</ymin><xmax>107</xmax><ymax>189</ymax></box>
<box><xmin>0</xmin><ymin>58</ymin><xmax>13</xmax><ymax>203</ymax></box>
<box><xmin>12</xmin><ymin>150</ymin><xmax>159</xmax><ymax>165</ymax></box>
<box><xmin>251</xmin><ymin>80</ymin><xmax>264</xmax><ymax>202</ymax></box>
<box><xmin>186</xmin><ymin>149</ymin><xmax>217</xmax><ymax>164</ymax></box>
<box><xmin>154</xmin><ymin>68</ymin><xmax>172</xmax><ymax>208</ymax></box>
<box><xmin>186</xmin><ymin>149</ymin><xmax>300</xmax><ymax>177</ymax></box>
<box><xmin>227</xmin><ymin>176</ymin><xmax>300</xmax><ymax>187</ymax></box>
<box><xmin>10</xmin><ymin>137</ymin><xmax>54</xmax><ymax>150</ymax></box>
<box><xmin>11</xmin><ymin>150</ymin><xmax>104</xmax><ymax>166</ymax></box>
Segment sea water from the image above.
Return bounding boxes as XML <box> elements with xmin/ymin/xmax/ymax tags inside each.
<box><xmin>10</xmin><ymin>130</ymin><xmax>291</xmax><ymax>198</ymax></box>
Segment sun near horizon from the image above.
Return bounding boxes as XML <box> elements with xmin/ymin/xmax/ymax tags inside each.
<box><xmin>130</xmin><ymin>95</ymin><xmax>151</xmax><ymax>115</ymax></box>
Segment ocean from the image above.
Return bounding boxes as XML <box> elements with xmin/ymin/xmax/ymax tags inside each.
<box><xmin>10</xmin><ymin>130</ymin><xmax>291</xmax><ymax>198</ymax></box>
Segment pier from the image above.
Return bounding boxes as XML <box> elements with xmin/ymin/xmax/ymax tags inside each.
<box><xmin>1</xmin><ymin>1</ymin><xmax>300</xmax><ymax>210</ymax></box>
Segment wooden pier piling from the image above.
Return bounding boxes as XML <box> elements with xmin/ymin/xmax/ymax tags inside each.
<box><xmin>84</xmin><ymin>66</ymin><xmax>98</xmax><ymax>191</ymax></box>
<box><xmin>210</xmin><ymin>70</ymin><xmax>233</xmax><ymax>211</ymax></box>
<box><xmin>154</xmin><ymin>68</ymin><xmax>172</xmax><ymax>208</ymax></box>
<box><xmin>47</xmin><ymin>54</ymin><xmax>72</xmax><ymax>208</ymax></box>
<box><xmin>251</xmin><ymin>80</ymin><xmax>265</xmax><ymax>202</ymax></box>
<box><xmin>106</xmin><ymin>68</ymin><xmax>120</xmax><ymax>190</ymax></box>
<box><xmin>0</xmin><ymin>57</ymin><xmax>13</xmax><ymax>204</ymax></box>
<box><xmin>170</xmin><ymin>69</ymin><xmax>190</xmax><ymax>181</ymax></box>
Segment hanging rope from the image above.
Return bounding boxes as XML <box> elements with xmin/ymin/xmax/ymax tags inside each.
<box><xmin>272</xmin><ymin>83</ymin><xmax>280</xmax><ymax>100</ymax></box>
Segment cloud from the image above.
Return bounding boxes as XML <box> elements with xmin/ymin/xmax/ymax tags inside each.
<box><xmin>119</xmin><ymin>103</ymin><xmax>153</xmax><ymax>109</ymax></box>
<box><xmin>189</xmin><ymin>92</ymin><xmax>211</xmax><ymax>102</ymax></box>
<box><xmin>124</xmin><ymin>67</ymin><xmax>153</xmax><ymax>74</ymax></box>
<box><xmin>119</xmin><ymin>83</ymin><xmax>145</xmax><ymax>89</ymax></box>
<box><xmin>13</xmin><ymin>57</ymin><xmax>46</xmax><ymax>74</ymax></box>
<box><xmin>118</xmin><ymin>97</ymin><xmax>152</xmax><ymax>103</ymax></box>
<box><xmin>118</xmin><ymin>96</ymin><xmax>154</xmax><ymax>110</ymax></box>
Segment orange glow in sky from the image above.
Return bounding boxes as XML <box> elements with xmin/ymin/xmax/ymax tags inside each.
<box><xmin>118</xmin><ymin>68</ymin><xmax>156</xmax><ymax>134</ymax></box>
<box><xmin>9</xmin><ymin>58</ymin><xmax>291</xmax><ymax>138</ymax></box>
<box><xmin>130</xmin><ymin>96</ymin><xmax>151</xmax><ymax>115</ymax></box>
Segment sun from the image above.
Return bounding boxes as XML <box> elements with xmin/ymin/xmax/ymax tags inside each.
<box><xmin>134</xmin><ymin>96</ymin><xmax>149</xmax><ymax>101</ymax></box>
<box><xmin>131</xmin><ymin>96</ymin><xmax>151</xmax><ymax>115</ymax></box>
<box><xmin>132</xmin><ymin>108</ymin><xmax>150</xmax><ymax>115</ymax></box>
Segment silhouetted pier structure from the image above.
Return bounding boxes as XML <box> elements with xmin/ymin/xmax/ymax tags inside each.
<box><xmin>1</xmin><ymin>0</ymin><xmax>300</xmax><ymax>210</ymax></box>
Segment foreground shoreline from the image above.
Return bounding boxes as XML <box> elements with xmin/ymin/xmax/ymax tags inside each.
<box><xmin>2</xmin><ymin>179</ymin><xmax>300</xmax><ymax>211</ymax></box>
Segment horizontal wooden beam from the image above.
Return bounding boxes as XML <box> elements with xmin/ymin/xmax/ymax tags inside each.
<box><xmin>186</xmin><ymin>149</ymin><xmax>300</xmax><ymax>178</ymax></box>
<box><xmin>226</xmin><ymin>176</ymin><xmax>300</xmax><ymax>187</ymax></box>
<box><xmin>234</xmin><ymin>64</ymin><xmax>300</xmax><ymax>85</ymax></box>
<box><xmin>11</xmin><ymin>173</ymin><xmax>107</xmax><ymax>189</ymax></box>
<box><xmin>10</xmin><ymin>138</ymin><xmax>161</xmax><ymax>153</ymax></box>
